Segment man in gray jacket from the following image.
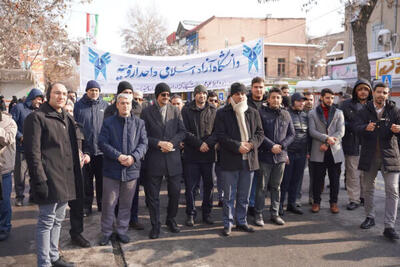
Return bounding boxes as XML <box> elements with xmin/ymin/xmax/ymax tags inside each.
<box><xmin>309</xmin><ymin>88</ymin><xmax>345</xmax><ymax>214</ymax></box>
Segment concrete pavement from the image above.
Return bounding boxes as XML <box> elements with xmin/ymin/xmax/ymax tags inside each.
<box><xmin>1</xmin><ymin>167</ymin><xmax>399</xmax><ymax>266</ymax></box>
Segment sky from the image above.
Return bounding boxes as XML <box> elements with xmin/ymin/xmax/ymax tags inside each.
<box><xmin>65</xmin><ymin>0</ymin><xmax>345</xmax><ymax>53</ymax></box>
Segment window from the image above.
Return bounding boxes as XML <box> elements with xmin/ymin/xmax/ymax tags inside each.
<box><xmin>310</xmin><ymin>59</ymin><xmax>315</xmax><ymax>77</ymax></box>
<box><xmin>278</xmin><ymin>58</ymin><xmax>286</xmax><ymax>76</ymax></box>
<box><xmin>297</xmin><ymin>62</ymin><xmax>305</xmax><ymax>77</ymax></box>
<box><xmin>372</xmin><ymin>23</ymin><xmax>384</xmax><ymax>52</ymax></box>
<box><xmin>264</xmin><ymin>57</ymin><xmax>268</xmax><ymax>76</ymax></box>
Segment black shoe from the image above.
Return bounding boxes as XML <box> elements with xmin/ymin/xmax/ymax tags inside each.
<box><xmin>28</xmin><ymin>196</ymin><xmax>36</xmax><ymax>204</ymax></box>
<box><xmin>346</xmin><ymin>202</ymin><xmax>360</xmax><ymax>210</ymax></box>
<box><xmin>203</xmin><ymin>215</ymin><xmax>214</xmax><ymax>225</ymax></box>
<box><xmin>149</xmin><ymin>226</ymin><xmax>160</xmax><ymax>239</ymax></box>
<box><xmin>360</xmin><ymin>217</ymin><xmax>375</xmax><ymax>229</ymax></box>
<box><xmin>166</xmin><ymin>219</ymin><xmax>180</xmax><ymax>233</ymax></box>
<box><xmin>99</xmin><ymin>234</ymin><xmax>111</xmax><ymax>246</ymax></box>
<box><xmin>129</xmin><ymin>221</ymin><xmax>145</xmax><ymax>230</ymax></box>
<box><xmin>287</xmin><ymin>204</ymin><xmax>303</xmax><ymax>215</ymax></box>
<box><xmin>71</xmin><ymin>234</ymin><xmax>90</xmax><ymax>248</ymax></box>
<box><xmin>360</xmin><ymin>198</ymin><xmax>365</xmax><ymax>206</ymax></box>
<box><xmin>247</xmin><ymin>206</ymin><xmax>255</xmax><ymax>217</ymax></box>
<box><xmin>83</xmin><ymin>208</ymin><xmax>92</xmax><ymax>217</ymax></box>
<box><xmin>15</xmin><ymin>198</ymin><xmax>23</xmax><ymax>207</ymax></box>
<box><xmin>236</xmin><ymin>224</ymin><xmax>255</xmax><ymax>233</ymax></box>
<box><xmin>185</xmin><ymin>215</ymin><xmax>194</xmax><ymax>227</ymax></box>
<box><xmin>383</xmin><ymin>228</ymin><xmax>400</xmax><ymax>240</ymax></box>
<box><xmin>51</xmin><ymin>256</ymin><xmax>75</xmax><ymax>267</ymax></box>
<box><xmin>278</xmin><ymin>207</ymin><xmax>284</xmax><ymax>216</ymax></box>
<box><xmin>222</xmin><ymin>226</ymin><xmax>231</xmax><ymax>236</ymax></box>
<box><xmin>217</xmin><ymin>200</ymin><xmax>223</xmax><ymax>207</ymax></box>
<box><xmin>117</xmin><ymin>234</ymin><xmax>130</xmax><ymax>244</ymax></box>
<box><xmin>0</xmin><ymin>232</ymin><xmax>9</xmax><ymax>241</ymax></box>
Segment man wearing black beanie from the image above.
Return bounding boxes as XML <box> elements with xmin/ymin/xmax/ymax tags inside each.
<box><xmin>74</xmin><ymin>80</ymin><xmax>109</xmax><ymax>223</ymax></box>
<box><xmin>141</xmin><ymin>82</ymin><xmax>186</xmax><ymax>239</ymax></box>
<box><xmin>181</xmin><ymin>84</ymin><xmax>217</xmax><ymax>227</ymax></box>
<box><xmin>104</xmin><ymin>81</ymin><xmax>142</xmax><ymax>119</ymax></box>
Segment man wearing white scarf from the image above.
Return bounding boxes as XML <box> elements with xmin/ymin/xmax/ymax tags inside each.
<box><xmin>215</xmin><ymin>83</ymin><xmax>264</xmax><ymax>237</ymax></box>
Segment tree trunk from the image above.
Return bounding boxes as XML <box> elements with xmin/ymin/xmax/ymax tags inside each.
<box><xmin>352</xmin><ymin>21</ymin><xmax>371</xmax><ymax>81</ymax></box>
<box><xmin>351</xmin><ymin>0</ymin><xmax>378</xmax><ymax>82</ymax></box>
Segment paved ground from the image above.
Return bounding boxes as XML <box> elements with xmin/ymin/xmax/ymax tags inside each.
<box><xmin>1</xmin><ymin>166</ymin><xmax>400</xmax><ymax>267</ymax></box>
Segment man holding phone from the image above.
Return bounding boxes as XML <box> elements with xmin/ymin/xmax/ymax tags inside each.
<box><xmin>355</xmin><ymin>82</ymin><xmax>400</xmax><ymax>240</ymax></box>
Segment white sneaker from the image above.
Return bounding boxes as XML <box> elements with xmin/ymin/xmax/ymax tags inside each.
<box><xmin>254</xmin><ymin>214</ymin><xmax>264</xmax><ymax>227</ymax></box>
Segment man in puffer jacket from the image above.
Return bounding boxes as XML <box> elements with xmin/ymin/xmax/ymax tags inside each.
<box><xmin>74</xmin><ymin>80</ymin><xmax>109</xmax><ymax>215</ymax></box>
<box><xmin>98</xmin><ymin>93</ymin><xmax>148</xmax><ymax>246</ymax></box>
<box><xmin>279</xmin><ymin>92</ymin><xmax>309</xmax><ymax>216</ymax></box>
<box><xmin>0</xmin><ymin>111</ymin><xmax>17</xmax><ymax>241</ymax></box>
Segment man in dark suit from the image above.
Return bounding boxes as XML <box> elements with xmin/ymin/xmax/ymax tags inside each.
<box><xmin>141</xmin><ymin>83</ymin><xmax>186</xmax><ymax>239</ymax></box>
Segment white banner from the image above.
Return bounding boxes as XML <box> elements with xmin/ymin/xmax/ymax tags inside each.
<box><xmin>79</xmin><ymin>38</ymin><xmax>264</xmax><ymax>94</ymax></box>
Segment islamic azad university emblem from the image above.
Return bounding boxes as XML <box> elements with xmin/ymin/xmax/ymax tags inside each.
<box><xmin>89</xmin><ymin>47</ymin><xmax>111</xmax><ymax>80</ymax></box>
<box><xmin>242</xmin><ymin>40</ymin><xmax>262</xmax><ymax>73</ymax></box>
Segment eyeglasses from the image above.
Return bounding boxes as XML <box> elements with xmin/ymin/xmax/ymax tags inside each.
<box><xmin>134</xmin><ymin>97</ymin><xmax>143</xmax><ymax>102</ymax></box>
<box><xmin>160</xmin><ymin>93</ymin><xmax>170</xmax><ymax>97</ymax></box>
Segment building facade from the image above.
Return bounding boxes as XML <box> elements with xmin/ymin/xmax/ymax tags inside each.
<box><xmin>168</xmin><ymin>16</ymin><xmax>326</xmax><ymax>84</ymax></box>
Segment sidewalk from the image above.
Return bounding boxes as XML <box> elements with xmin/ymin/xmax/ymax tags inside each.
<box><xmin>1</xmin><ymin>168</ymin><xmax>399</xmax><ymax>266</ymax></box>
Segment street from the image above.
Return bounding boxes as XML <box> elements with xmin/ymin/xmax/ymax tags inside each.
<box><xmin>1</xmin><ymin>166</ymin><xmax>399</xmax><ymax>267</ymax></box>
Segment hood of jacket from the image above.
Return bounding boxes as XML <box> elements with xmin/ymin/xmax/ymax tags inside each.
<box><xmin>24</xmin><ymin>88</ymin><xmax>43</xmax><ymax>109</ymax></box>
<box><xmin>352</xmin><ymin>78</ymin><xmax>372</xmax><ymax>102</ymax></box>
<box><xmin>80</xmin><ymin>93</ymin><xmax>103</xmax><ymax>105</ymax></box>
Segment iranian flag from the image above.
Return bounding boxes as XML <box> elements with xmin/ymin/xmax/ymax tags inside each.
<box><xmin>86</xmin><ymin>13</ymin><xmax>99</xmax><ymax>45</ymax></box>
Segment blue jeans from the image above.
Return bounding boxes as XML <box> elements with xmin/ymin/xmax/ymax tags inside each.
<box><xmin>215</xmin><ymin>163</ymin><xmax>224</xmax><ymax>202</ymax></box>
<box><xmin>0</xmin><ymin>172</ymin><xmax>12</xmax><ymax>234</ymax></box>
<box><xmin>248</xmin><ymin>171</ymin><xmax>258</xmax><ymax>207</ymax></box>
<box><xmin>280</xmin><ymin>152</ymin><xmax>307</xmax><ymax>206</ymax></box>
<box><xmin>37</xmin><ymin>202</ymin><xmax>67</xmax><ymax>267</ymax></box>
<box><xmin>221</xmin><ymin>160</ymin><xmax>254</xmax><ymax>227</ymax></box>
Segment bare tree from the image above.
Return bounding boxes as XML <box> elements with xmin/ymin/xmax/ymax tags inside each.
<box><xmin>0</xmin><ymin>0</ymin><xmax>90</xmax><ymax>85</ymax></box>
<box><xmin>121</xmin><ymin>6</ymin><xmax>185</xmax><ymax>56</ymax></box>
<box><xmin>258</xmin><ymin>0</ymin><xmax>378</xmax><ymax>81</ymax></box>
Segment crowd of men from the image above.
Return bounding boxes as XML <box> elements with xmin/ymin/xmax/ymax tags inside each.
<box><xmin>0</xmin><ymin>77</ymin><xmax>399</xmax><ymax>267</ymax></box>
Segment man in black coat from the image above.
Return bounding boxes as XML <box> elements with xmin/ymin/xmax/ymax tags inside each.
<box><xmin>141</xmin><ymin>82</ymin><xmax>186</xmax><ymax>239</ymax></box>
<box><xmin>355</xmin><ymin>82</ymin><xmax>400</xmax><ymax>240</ymax></box>
<box><xmin>339</xmin><ymin>79</ymin><xmax>372</xmax><ymax>211</ymax></box>
<box><xmin>214</xmin><ymin>82</ymin><xmax>264</xmax><ymax>236</ymax></box>
<box><xmin>24</xmin><ymin>83</ymin><xmax>79</xmax><ymax>267</ymax></box>
<box><xmin>246</xmin><ymin>77</ymin><xmax>267</xmax><ymax>217</ymax></box>
<box><xmin>181</xmin><ymin>85</ymin><xmax>217</xmax><ymax>226</ymax></box>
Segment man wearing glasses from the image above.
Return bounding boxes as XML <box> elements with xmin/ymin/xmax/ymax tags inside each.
<box><xmin>141</xmin><ymin>83</ymin><xmax>186</xmax><ymax>239</ymax></box>
<box><xmin>207</xmin><ymin>92</ymin><xmax>220</xmax><ymax>108</ymax></box>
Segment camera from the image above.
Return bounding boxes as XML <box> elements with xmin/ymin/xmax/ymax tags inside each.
<box><xmin>375</xmin><ymin>118</ymin><xmax>389</xmax><ymax>128</ymax></box>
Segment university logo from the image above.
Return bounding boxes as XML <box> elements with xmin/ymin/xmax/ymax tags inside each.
<box><xmin>242</xmin><ymin>40</ymin><xmax>262</xmax><ymax>73</ymax></box>
<box><xmin>89</xmin><ymin>47</ymin><xmax>111</xmax><ymax>80</ymax></box>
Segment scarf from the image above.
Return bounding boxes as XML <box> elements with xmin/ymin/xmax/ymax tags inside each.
<box><xmin>230</xmin><ymin>96</ymin><xmax>249</xmax><ymax>159</ymax></box>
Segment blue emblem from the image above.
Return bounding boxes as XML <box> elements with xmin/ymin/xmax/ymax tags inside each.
<box><xmin>242</xmin><ymin>40</ymin><xmax>262</xmax><ymax>73</ymax></box>
<box><xmin>89</xmin><ymin>48</ymin><xmax>111</xmax><ymax>80</ymax></box>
